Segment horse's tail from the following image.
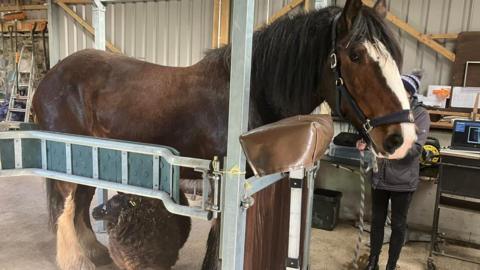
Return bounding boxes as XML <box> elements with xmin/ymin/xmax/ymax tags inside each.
<box><xmin>46</xmin><ymin>178</ymin><xmax>64</xmax><ymax>232</ymax></box>
<box><xmin>201</xmin><ymin>219</ymin><xmax>221</xmax><ymax>270</ymax></box>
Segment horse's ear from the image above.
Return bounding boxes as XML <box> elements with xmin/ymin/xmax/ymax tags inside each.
<box><xmin>374</xmin><ymin>0</ymin><xmax>387</xmax><ymax>18</ymax></box>
<box><xmin>338</xmin><ymin>0</ymin><xmax>363</xmax><ymax>37</ymax></box>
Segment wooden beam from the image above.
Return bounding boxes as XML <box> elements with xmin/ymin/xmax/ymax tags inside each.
<box><xmin>362</xmin><ymin>0</ymin><xmax>456</xmax><ymax>62</ymax></box>
<box><xmin>219</xmin><ymin>0</ymin><xmax>230</xmax><ymax>46</ymax></box>
<box><xmin>427</xmin><ymin>110</ymin><xmax>470</xmax><ymax>117</ymax></box>
<box><xmin>211</xmin><ymin>0</ymin><xmax>231</xmax><ymax>48</ymax></box>
<box><xmin>55</xmin><ymin>0</ymin><xmax>92</xmax><ymax>4</ymax></box>
<box><xmin>304</xmin><ymin>0</ymin><xmax>315</xmax><ymax>12</ymax></box>
<box><xmin>428</xmin><ymin>33</ymin><xmax>459</xmax><ymax>40</ymax></box>
<box><xmin>211</xmin><ymin>0</ymin><xmax>220</xmax><ymax>48</ymax></box>
<box><xmin>56</xmin><ymin>1</ymin><xmax>122</xmax><ymax>54</ymax></box>
<box><xmin>0</xmin><ymin>4</ymin><xmax>47</xmax><ymax>12</ymax></box>
<box><xmin>267</xmin><ymin>0</ymin><xmax>304</xmax><ymax>25</ymax></box>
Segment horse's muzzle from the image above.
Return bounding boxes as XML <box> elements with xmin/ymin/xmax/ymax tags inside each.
<box><xmin>383</xmin><ymin>133</ymin><xmax>404</xmax><ymax>154</ymax></box>
<box><xmin>92</xmin><ymin>204</ymin><xmax>107</xmax><ymax>220</ymax></box>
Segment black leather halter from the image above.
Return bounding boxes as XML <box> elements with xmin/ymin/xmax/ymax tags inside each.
<box><xmin>330</xmin><ymin>14</ymin><xmax>414</xmax><ymax>145</ymax></box>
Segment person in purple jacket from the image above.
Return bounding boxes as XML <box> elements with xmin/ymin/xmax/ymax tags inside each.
<box><xmin>358</xmin><ymin>71</ymin><xmax>431</xmax><ymax>270</ymax></box>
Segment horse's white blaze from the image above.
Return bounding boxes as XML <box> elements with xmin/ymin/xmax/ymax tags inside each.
<box><xmin>364</xmin><ymin>40</ymin><xmax>416</xmax><ymax>159</ymax></box>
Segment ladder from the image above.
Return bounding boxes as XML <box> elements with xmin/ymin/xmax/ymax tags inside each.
<box><xmin>6</xmin><ymin>44</ymin><xmax>36</xmax><ymax>123</ymax></box>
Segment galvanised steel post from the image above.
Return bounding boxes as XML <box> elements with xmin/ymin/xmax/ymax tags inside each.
<box><xmin>93</xmin><ymin>0</ymin><xmax>106</xmax><ymax>51</ymax></box>
<box><xmin>220</xmin><ymin>0</ymin><xmax>255</xmax><ymax>269</ymax></box>
<box><xmin>92</xmin><ymin>0</ymin><xmax>108</xmax><ymax>232</ymax></box>
<box><xmin>47</xmin><ymin>0</ymin><xmax>60</xmax><ymax>68</ymax></box>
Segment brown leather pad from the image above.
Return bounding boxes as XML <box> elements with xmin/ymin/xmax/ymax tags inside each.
<box><xmin>240</xmin><ymin>115</ymin><xmax>333</xmax><ymax>176</ymax></box>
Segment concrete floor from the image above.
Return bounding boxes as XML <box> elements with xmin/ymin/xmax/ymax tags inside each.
<box><xmin>1</xmin><ymin>176</ymin><xmax>480</xmax><ymax>270</ymax></box>
<box><xmin>310</xmin><ymin>224</ymin><xmax>480</xmax><ymax>270</ymax></box>
<box><xmin>0</xmin><ymin>176</ymin><xmax>210</xmax><ymax>270</ymax></box>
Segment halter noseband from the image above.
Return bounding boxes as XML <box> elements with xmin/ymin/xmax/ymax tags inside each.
<box><xmin>330</xmin><ymin>14</ymin><xmax>414</xmax><ymax>145</ymax></box>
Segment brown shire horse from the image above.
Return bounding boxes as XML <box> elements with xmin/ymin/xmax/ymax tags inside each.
<box><xmin>33</xmin><ymin>0</ymin><xmax>415</xmax><ymax>269</ymax></box>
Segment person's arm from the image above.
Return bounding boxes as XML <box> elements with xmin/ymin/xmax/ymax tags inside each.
<box><xmin>402</xmin><ymin>108</ymin><xmax>431</xmax><ymax>161</ymax></box>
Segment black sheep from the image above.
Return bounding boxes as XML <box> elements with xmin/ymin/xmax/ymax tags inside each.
<box><xmin>92</xmin><ymin>193</ymin><xmax>191</xmax><ymax>270</ymax></box>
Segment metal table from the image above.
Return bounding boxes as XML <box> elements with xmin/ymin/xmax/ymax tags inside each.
<box><xmin>427</xmin><ymin>149</ymin><xmax>480</xmax><ymax>269</ymax></box>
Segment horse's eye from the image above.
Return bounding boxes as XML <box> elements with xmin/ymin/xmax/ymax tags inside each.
<box><xmin>350</xmin><ymin>51</ymin><xmax>360</xmax><ymax>63</ymax></box>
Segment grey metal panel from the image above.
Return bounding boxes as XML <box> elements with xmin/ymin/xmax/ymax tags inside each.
<box><xmin>22</xmin><ymin>139</ymin><xmax>42</xmax><ymax>169</ymax></box>
<box><xmin>144</xmin><ymin>1</ymin><xmax>157</xmax><ymax>63</ymax></box>
<box><xmin>52</xmin><ymin>0</ymin><xmax>213</xmax><ymax>67</ymax></box>
<box><xmin>422</xmin><ymin>0</ymin><xmax>447</xmax><ymax>86</ymax></box>
<box><xmin>47</xmin><ymin>141</ymin><xmax>66</xmax><ymax>173</ymax></box>
<box><xmin>0</xmin><ymin>140</ymin><xmax>15</xmax><ymax>170</ymax></box>
<box><xmin>72</xmin><ymin>144</ymin><xmax>93</xmax><ymax>178</ymax></box>
<box><xmin>402</xmin><ymin>0</ymin><xmax>425</xmax><ymax>74</ymax></box>
<box><xmin>254</xmin><ymin>0</ymin><xmax>303</xmax><ymax>27</ymax></box>
<box><xmin>98</xmin><ymin>148</ymin><xmax>122</xmax><ymax>183</ymax></box>
<box><xmin>191</xmin><ymin>0</ymin><xmax>205</xmax><ymax>62</ymax></box>
<box><xmin>168</xmin><ymin>1</ymin><xmax>181</xmax><ymax>66</ymax></box>
<box><xmin>128</xmin><ymin>152</ymin><xmax>153</xmax><ymax>189</ymax></box>
<box><xmin>179</xmin><ymin>0</ymin><xmax>193</xmax><ymax>66</ymax></box>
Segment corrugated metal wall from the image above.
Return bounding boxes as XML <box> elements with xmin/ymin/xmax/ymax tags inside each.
<box><xmin>50</xmin><ymin>0</ymin><xmax>479</xmax><ymax>89</ymax></box>
<box><xmin>254</xmin><ymin>0</ymin><xmax>297</xmax><ymax>26</ymax></box>
<box><xmin>335</xmin><ymin>0</ymin><xmax>480</xmax><ymax>93</ymax></box>
<box><xmin>50</xmin><ymin>0</ymin><xmax>304</xmax><ymax>67</ymax></box>
<box><xmin>53</xmin><ymin>0</ymin><xmax>213</xmax><ymax>66</ymax></box>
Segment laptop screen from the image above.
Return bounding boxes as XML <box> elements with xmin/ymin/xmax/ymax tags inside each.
<box><xmin>451</xmin><ymin>120</ymin><xmax>480</xmax><ymax>150</ymax></box>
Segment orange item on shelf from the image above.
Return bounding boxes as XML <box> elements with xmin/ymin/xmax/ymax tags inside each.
<box><xmin>3</xmin><ymin>11</ymin><xmax>26</xmax><ymax>22</ymax></box>
<box><xmin>432</xmin><ymin>88</ymin><xmax>451</xmax><ymax>99</ymax></box>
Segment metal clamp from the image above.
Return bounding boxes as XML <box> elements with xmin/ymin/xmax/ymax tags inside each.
<box><xmin>335</xmin><ymin>77</ymin><xmax>344</xmax><ymax>86</ymax></box>
<box><xmin>289</xmin><ymin>178</ymin><xmax>303</xmax><ymax>189</ymax></box>
<box><xmin>207</xmin><ymin>173</ymin><xmax>222</xmax><ymax>212</ymax></box>
<box><xmin>203</xmin><ymin>156</ymin><xmax>223</xmax><ymax>217</ymax></box>
<box><xmin>363</xmin><ymin>119</ymin><xmax>373</xmax><ymax>133</ymax></box>
<box><xmin>286</xmin><ymin>257</ymin><xmax>300</xmax><ymax>269</ymax></box>
<box><xmin>408</xmin><ymin>112</ymin><xmax>415</xmax><ymax>123</ymax></box>
<box><xmin>330</xmin><ymin>53</ymin><xmax>337</xmax><ymax>69</ymax></box>
<box><xmin>241</xmin><ymin>196</ymin><xmax>255</xmax><ymax>209</ymax></box>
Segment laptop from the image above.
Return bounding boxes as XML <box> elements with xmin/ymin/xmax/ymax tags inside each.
<box><xmin>450</xmin><ymin>120</ymin><xmax>480</xmax><ymax>151</ymax></box>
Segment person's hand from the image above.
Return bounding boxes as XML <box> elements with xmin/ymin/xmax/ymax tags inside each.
<box><xmin>356</xmin><ymin>139</ymin><xmax>367</xmax><ymax>151</ymax></box>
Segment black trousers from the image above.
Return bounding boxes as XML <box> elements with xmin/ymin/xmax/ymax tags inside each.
<box><xmin>370</xmin><ymin>188</ymin><xmax>414</xmax><ymax>266</ymax></box>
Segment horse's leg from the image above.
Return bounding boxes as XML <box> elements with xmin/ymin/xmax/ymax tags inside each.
<box><xmin>74</xmin><ymin>185</ymin><xmax>112</xmax><ymax>266</ymax></box>
<box><xmin>202</xmin><ymin>219</ymin><xmax>221</xmax><ymax>270</ymax></box>
<box><xmin>54</xmin><ymin>181</ymin><xmax>96</xmax><ymax>270</ymax></box>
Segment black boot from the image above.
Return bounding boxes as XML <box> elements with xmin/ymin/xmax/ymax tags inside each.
<box><xmin>385</xmin><ymin>263</ymin><xmax>396</xmax><ymax>270</ymax></box>
<box><xmin>364</xmin><ymin>255</ymin><xmax>379</xmax><ymax>270</ymax></box>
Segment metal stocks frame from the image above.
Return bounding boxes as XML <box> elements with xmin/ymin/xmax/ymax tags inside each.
<box><xmin>0</xmin><ymin>1</ymin><xmax>316</xmax><ymax>269</ymax></box>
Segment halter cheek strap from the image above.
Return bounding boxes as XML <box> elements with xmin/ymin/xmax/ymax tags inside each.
<box><xmin>330</xmin><ymin>14</ymin><xmax>414</xmax><ymax>145</ymax></box>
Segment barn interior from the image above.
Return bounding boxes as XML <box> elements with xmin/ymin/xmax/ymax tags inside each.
<box><xmin>0</xmin><ymin>1</ymin><xmax>480</xmax><ymax>270</ymax></box>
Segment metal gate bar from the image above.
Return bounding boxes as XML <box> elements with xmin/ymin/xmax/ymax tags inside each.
<box><xmin>0</xmin><ymin>168</ymin><xmax>210</xmax><ymax>219</ymax></box>
<box><xmin>0</xmin><ymin>130</ymin><xmax>212</xmax><ymax>221</ymax></box>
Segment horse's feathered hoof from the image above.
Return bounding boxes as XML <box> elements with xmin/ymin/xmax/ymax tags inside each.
<box><xmin>87</xmin><ymin>242</ymin><xmax>112</xmax><ymax>266</ymax></box>
<box><xmin>77</xmin><ymin>257</ymin><xmax>96</xmax><ymax>270</ymax></box>
<box><xmin>90</xmin><ymin>249</ymin><xmax>112</xmax><ymax>266</ymax></box>
<box><xmin>57</xmin><ymin>254</ymin><xmax>96</xmax><ymax>270</ymax></box>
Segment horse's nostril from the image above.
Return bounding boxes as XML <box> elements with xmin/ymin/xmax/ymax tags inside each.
<box><xmin>383</xmin><ymin>133</ymin><xmax>404</xmax><ymax>154</ymax></box>
<box><xmin>92</xmin><ymin>207</ymin><xmax>106</xmax><ymax>220</ymax></box>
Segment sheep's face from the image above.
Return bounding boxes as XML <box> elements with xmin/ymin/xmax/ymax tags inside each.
<box><xmin>92</xmin><ymin>194</ymin><xmax>132</xmax><ymax>224</ymax></box>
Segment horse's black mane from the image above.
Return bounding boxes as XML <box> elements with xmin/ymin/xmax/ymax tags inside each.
<box><xmin>206</xmin><ymin>5</ymin><xmax>402</xmax><ymax>119</ymax></box>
